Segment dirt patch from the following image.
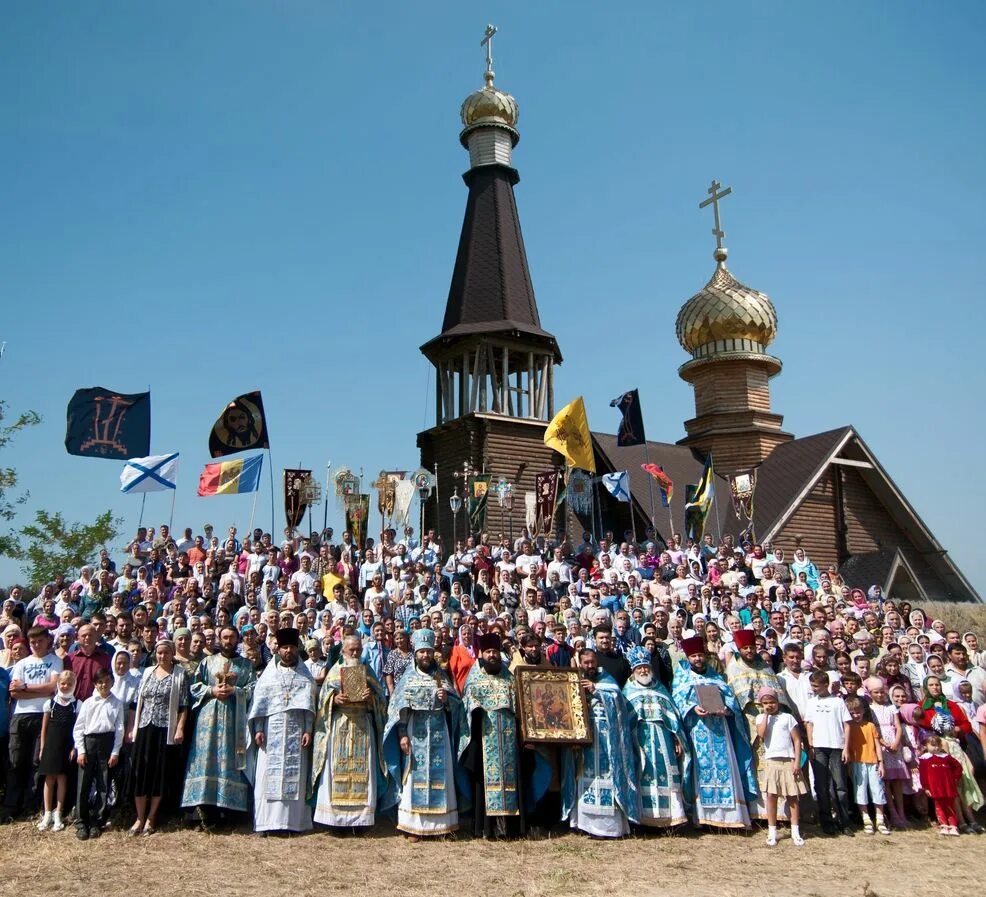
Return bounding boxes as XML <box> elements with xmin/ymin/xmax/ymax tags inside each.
<box><xmin>0</xmin><ymin>819</ymin><xmax>980</xmax><ymax>897</ymax></box>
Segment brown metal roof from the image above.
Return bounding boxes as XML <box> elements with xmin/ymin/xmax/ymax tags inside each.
<box><xmin>590</xmin><ymin>433</ymin><xmax>734</xmax><ymax>544</ymax></box>
<box><xmin>752</xmin><ymin>426</ymin><xmax>852</xmax><ymax>535</ymax></box>
<box><xmin>421</xmin><ymin>164</ymin><xmax>560</xmax><ymax>360</ymax></box>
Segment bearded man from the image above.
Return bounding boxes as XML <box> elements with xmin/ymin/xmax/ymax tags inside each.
<box><xmin>622</xmin><ymin>646</ymin><xmax>690</xmax><ymax>829</ymax></box>
<box><xmin>182</xmin><ymin>625</ymin><xmax>256</xmax><ymax>826</ymax></box>
<box><xmin>248</xmin><ymin>628</ymin><xmax>316</xmax><ymax>834</ymax></box>
<box><xmin>726</xmin><ymin>628</ymin><xmax>790</xmax><ymax>820</ymax></box>
<box><xmin>311</xmin><ymin>635</ymin><xmax>395</xmax><ymax>829</ymax></box>
<box><xmin>383</xmin><ymin>628</ymin><xmax>467</xmax><ymax>841</ymax></box>
<box><xmin>458</xmin><ymin>633</ymin><xmax>524</xmax><ymax>838</ymax></box>
<box><xmin>672</xmin><ymin>635</ymin><xmax>756</xmax><ymax>830</ymax></box>
<box><xmin>561</xmin><ymin>648</ymin><xmax>640</xmax><ymax>838</ymax></box>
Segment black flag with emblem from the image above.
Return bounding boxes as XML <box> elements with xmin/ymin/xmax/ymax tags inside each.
<box><xmin>65</xmin><ymin>388</ymin><xmax>151</xmax><ymax>459</ymax></box>
<box><xmin>609</xmin><ymin>389</ymin><xmax>645</xmax><ymax>447</ymax></box>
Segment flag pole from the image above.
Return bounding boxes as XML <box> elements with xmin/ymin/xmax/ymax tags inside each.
<box><xmin>248</xmin><ymin>486</ymin><xmax>259</xmax><ymax>534</ymax></box>
<box><xmin>138</xmin><ymin>493</ymin><xmax>147</xmax><ymax>529</ymax></box>
<box><xmin>590</xmin><ymin>474</ymin><xmax>601</xmax><ymax>544</ymax></box>
<box><xmin>267</xmin><ymin>448</ymin><xmax>275</xmax><ymax>538</ymax></box>
<box><xmin>168</xmin><ymin>485</ymin><xmax>177</xmax><ymax>531</ymax></box>
<box><xmin>711</xmin><ymin>456</ymin><xmax>722</xmax><ymax>544</ymax></box>
<box><xmin>323</xmin><ymin>461</ymin><xmax>331</xmax><ymax>531</ymax></box>
<box><xmin>642</xmin><ymin>441</ymin><xmax>657</xmax><ymax>533</ymax></box>
<box><xmin>627</xmin><ymin>473</ymin><xmax>637</xmax><ymax>544</ymax></box>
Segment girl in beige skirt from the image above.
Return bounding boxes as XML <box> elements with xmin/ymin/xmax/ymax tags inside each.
<box><xmin>756</xmin><ymin>686</ymin><xmax>808</xmax><ymax>846</ymax></box>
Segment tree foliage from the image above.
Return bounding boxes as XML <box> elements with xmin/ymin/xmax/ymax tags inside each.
<box><xmin>13</xmin><ymin>509</ymin><xmax>122</xmax><ymax>588</ymax></box>
<box><xmin>0</xmin><ymin>399</ymin><xmax>42</xmax><ymax>557</ymax></box>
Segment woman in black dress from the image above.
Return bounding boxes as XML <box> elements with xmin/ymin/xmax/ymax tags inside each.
<box><xmin>129</xmin><ymin>640</ymin><xmax>189</xmax><ymax>835</ymax></box>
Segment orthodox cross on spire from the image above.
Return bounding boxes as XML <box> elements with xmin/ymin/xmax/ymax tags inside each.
<box><xmin>481</xmin><ymin>24</ymin><xmax>498</xmax><ymax>84</ymax></box>
<box><xmin>699</xmin><ymin>179</ymin><xmax>733</xmax><ymax>253</ymax></box>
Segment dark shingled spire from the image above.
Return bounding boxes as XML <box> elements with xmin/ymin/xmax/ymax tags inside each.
<box><xmin>422</xmin><ymin>164</ymin><xmax>560</xmax><ymax>360</ymax></box>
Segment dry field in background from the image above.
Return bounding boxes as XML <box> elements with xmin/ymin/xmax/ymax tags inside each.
<box><xmin>0</xmin><ymin>819</ymin><xmax>981</xmax><ymax>897</ymax></box>
<box><xmin>919</xmin><ymin>601</ymin><xmax>986</xmax><ymax>636</ymax></box>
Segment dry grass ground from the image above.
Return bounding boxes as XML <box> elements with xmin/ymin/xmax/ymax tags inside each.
<box><xmin>0</xmin><ymin>817</ymin><xmax>983</xmax><ymax>897</ymax></box>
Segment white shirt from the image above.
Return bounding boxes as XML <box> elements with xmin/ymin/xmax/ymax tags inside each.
<box><xmin>757</xmin><ymin>710</ymin><xmax>799</xmax><ymax>760</ymax></box>
<box><xmin>290</xmin><ymin>570</ymin><xmax>318</xmax><ymax>595</ymax></box>
<box><xmin>10</xmin><ymin>653</ymin><xmax>63</xmax><ymax>715</ymax></box>
<box><xmin>514</xmin><ymin>553</ymin><xmax>540</xmax><ymax>578</ymax></box>
<box><xmin>546</xmin><ymin>559</ymin><xmax>572</xmax><ymax>583</ymax></box>
<box><xmin>779</xmin><ymin>668</ymin><xmax>813</xmax><ymax>720</ymax></box>
<box><xmin>804</xmin><ymin>694</ymin><xmax>851</xmax><ymax>749</ymax></box>
<box><xmin>72</xmin><ymin>692</ymin><xmax>126</xmax><ymax>758</ymax></box>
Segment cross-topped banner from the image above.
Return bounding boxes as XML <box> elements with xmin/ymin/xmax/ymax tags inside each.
<box><xmin>699</xmin><ymin>179</ymin><xmax>732</xmax><ymax>251</ymax></box>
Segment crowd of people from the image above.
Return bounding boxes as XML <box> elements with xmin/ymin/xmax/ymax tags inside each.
<box><xmin>1</xmin><ymin>519</ymin><xmax>984</xmax><ymax>846</ymax></box>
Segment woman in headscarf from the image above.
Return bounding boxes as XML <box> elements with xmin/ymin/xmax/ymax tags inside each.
<box><xmin>902</xmin><ymin>643</ymin><xmax>930</xmax><ymax>697</ymax></box>
<box><xmin>895</xmin><ymin>698</ymin><xmax>929</xmax><ymax>822</ymax></box>
<box><xmin>109</xmin><ymin>648</ymin><xmax>141</xmax><ymax>818</ymax></box>
<box><xmin>129</xmin><ymin>640</ymin><xmax>190</xmax><ymax>835</ymax></box>
<box><xmin>878</xmin><ymin>655</ymin><xmax>914</xmax><ymax>703</ymax></box>
<box><xmin>357</xmin><ymin>609</ymin><xmax>374</xmax><ymax>638</ymax></box>
<box><xmin>908</xmin><ymin>609</ymin><xmax>927</xmax><ymax>631</ymax></box>
<box><xmin>914</xmin><ymin>675</ymin><xmax>984</xmax><ymax>830</ymax></box>
<box><xmin>52</xmin><ymin>624</ymin><xmax>76</xmax><ymax>661</ymax></box>
<box><xmin>789</xmin><ymin>549</ymin><xmax>819</xmax><ymax>590</ymax></box>
<box><xmin>449</xmin><ymin>623</ymin><xmax>477</xmax><ymax>694</ymax></box>
<box><xmin>962</xmin><ymin>632</ymin><xmax>986</xmax><ymax>669</ymax></box>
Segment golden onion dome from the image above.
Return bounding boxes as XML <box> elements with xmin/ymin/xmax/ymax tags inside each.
<box><xmin>460</xmin><ymin>71</ymin><xmax>520</xmax><ymax>146</ymax></box>
<box><xmin>676</xmin><ymin>248</ymin><xmax>778</xmax><ymax>360</ymax></box>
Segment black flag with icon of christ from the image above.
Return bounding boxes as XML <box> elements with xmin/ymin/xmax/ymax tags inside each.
<box><xmin>209</xmin><ymin>391</ymin><xmax>270</xmax><ymax>458</ymax></box>
<box><xmin>609</xmin><ymin>389</ymin><xmax>645</xmax><ymax>447</ymax></box>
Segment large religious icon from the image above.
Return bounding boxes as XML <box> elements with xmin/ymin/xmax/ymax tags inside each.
<box><xmin>514</xmin><ymin>666</ymin><xmax>592</xmax><ymax>745</ymax></box>
<box><xmin>208</xmin><ymin>391</ymin><xmax>270</xmax><ymax>458</ymax></box>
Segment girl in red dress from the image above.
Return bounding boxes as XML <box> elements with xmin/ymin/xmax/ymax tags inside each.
<box><xmin>918</xmin><ymin>735</ymin><xmax>963</xmax><ymax>836</ymax></box>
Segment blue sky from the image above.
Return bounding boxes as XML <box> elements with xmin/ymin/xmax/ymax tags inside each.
<box><xmin>1</xmin><ymin>2</ymin><xmax>983</xmax><ymax>595</ymax></box>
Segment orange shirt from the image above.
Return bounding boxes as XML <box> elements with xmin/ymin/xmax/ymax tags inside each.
<box><xmin>846</xmin><ymin>720</ymin><xmax>880</xmax><ymax>764</ymax></box>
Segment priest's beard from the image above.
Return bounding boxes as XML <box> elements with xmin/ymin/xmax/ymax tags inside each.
<box><xmin>633</xmin><ymin>670</ymin><xmax>654</xmax><ymax>686</ymax></box>
<box><xmin>479</xmin><ymin>657</ymin><xmax>502</xmax><ymax>674</ymax></box>
<box><xmin>342</xmin><ymin>656</ymin><xmax>358</xmax><ymax>667</ymax></box>
<box><xmin>415</xmin><ymin>659</ymin><xmax>436</xmax><ymax>674</ymax></box>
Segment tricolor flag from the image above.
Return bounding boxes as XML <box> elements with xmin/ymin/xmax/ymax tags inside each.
<box><xmin>641</xmin><ymin>463</ymin><xmax>674</xmax><ymax>506</ymax></box>
<box><xmin>197</xmin><ymin>455</ymin><xmax>264</xmax><ymax>496</ymax></box>
<box><xmin>120</xmin><ymin>453</ymin><xmax>179</xmax><ymax>493</ymax></box>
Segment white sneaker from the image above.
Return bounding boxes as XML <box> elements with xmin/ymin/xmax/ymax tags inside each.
<box><xmin>792</xmin><ymin>833</ymin><xmax>805</xmax><ymax>847</ymax></box>
<box><xmin>51</xmin><ymin>814</ymin><xmax>65</xmax><ymax>832</ymax></box>
<box><xmin>766</xmin><ymin>833</ymin><xmax>778</xmax><ymax>847</ymax></box>
<box><xmin>37</xmin><ymin>812</ymin><xmax>52</xmax><ymax>832</ymax></box>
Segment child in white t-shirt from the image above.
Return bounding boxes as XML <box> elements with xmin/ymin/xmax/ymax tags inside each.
<box><xmin>756</xmin><ymin>686</ymin><xmax>807</xmax><ymax>847</ymax></box>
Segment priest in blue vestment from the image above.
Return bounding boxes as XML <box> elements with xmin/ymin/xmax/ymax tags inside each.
<box><xmin>561</xmin><ymin>648</ymin><xmax>640</xmax><ymax>838</ymax></box>
<box><xmin>672</xmin><ymin>635</ymin><xmax>757</xmax><ymax>830</ymax></box>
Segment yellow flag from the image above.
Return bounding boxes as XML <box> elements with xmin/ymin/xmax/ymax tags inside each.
<box><xmin>544</xmin><ymin>396</ymin><xmax>595</xmax><ymax>473</ymax></box>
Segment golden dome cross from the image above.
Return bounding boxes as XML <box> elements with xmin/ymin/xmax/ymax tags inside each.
<box><xmin>699</xmin><ymin>179</ymin><xmax>733</xmax><ymax>252</ymax></box>
<box><xmin>481</xmin><ymin>24</ymin><xmax>498</xmax><ymax>84</ymax></box>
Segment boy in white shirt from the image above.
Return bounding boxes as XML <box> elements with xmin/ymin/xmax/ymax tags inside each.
<box><xmin>3</xmin><ymin>627</ymin><xmax>62</xmax><ymax>822</ymax></box>
<box><xmin>804</xmin><ymin>670</ymin><xmax>852</xmax><ymax>835</ymax></box>
<box><xmin>72</xmin><ymin>668</ymin><xmax>126</xmax><ymax>839</ymax></box>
